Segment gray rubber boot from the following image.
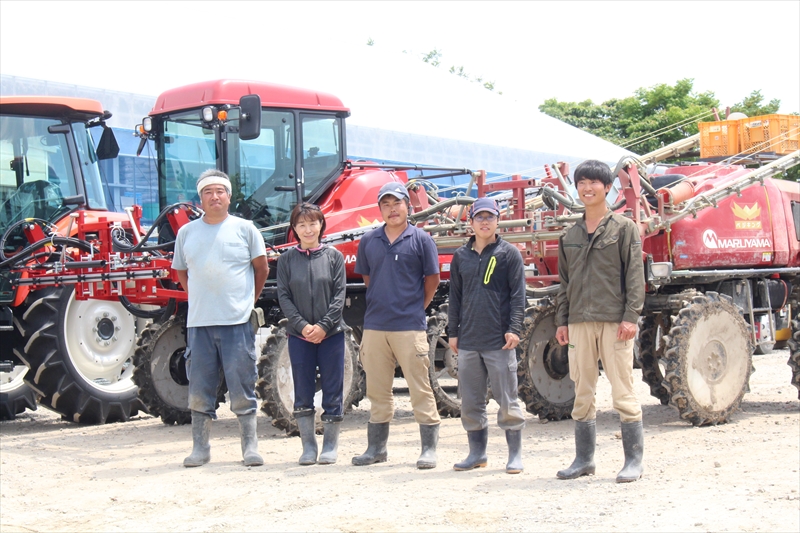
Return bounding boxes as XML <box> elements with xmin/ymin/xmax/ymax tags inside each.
<box><xmin>317</xmin><ymin>420</ymin><xmax>341</xmax><ymax>465</ymax></box>
<box><xmin>505</xmin><ymin>429</ymin><xmax>524</xmax><ymax>474</ymax></box>
<box><xmin>238</xmin><ymin>413</ymin><xmax>263</xmax><ymax>467</ymax></box>
<box><xmin>616</xmin><ymin>420</ymin><xmax>644</xmax><ymax>483</ymax></box>
<box><xmin>295</xmin><ymin>410</ymin><xmax>318</xmax><ymax>465</ymax></box>
<box><xmin>453</xmin><ymin>428</ymin><xmax>488</xmax><ymax>471</ymax></box>
<box><xmin>557</xmin><ymin>419</ymin><xmax>596</xmax><ymax>479</ymax></box>
<box><xmin>416</xmin><ymin>424</ymin><xmax>439</xmax><ymax>469</ymax></box>
<box><xmin>183</xmin><ymin>412</ymin><xmax>212</xmax><ymax>467</ymax></box>
<box><xmin>351</xmin><ymin>422</ymin><xmax>389</xmax><ymax>466</ymax></box>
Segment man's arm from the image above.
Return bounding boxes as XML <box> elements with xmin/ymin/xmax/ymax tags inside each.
<box><xmin>555</xmin><ymin>235</ymin><xmax>570</xmax><ymax>346</ymax></box>
<box><xmin>423</xmin><ymin>274</ymin><xmax>440</xmax><ymax>309</ymax></box>
<box><xmin>618</xmin><ymin>221</ymin><xmax>645</xmax><ymax>341</ymax></box>
<box><xmin>175</xmin><ymin>269</ymin><xmax>189</xmax><ymax>297</ymax></box>
<box><xmin>252</xmin><ymin>256</ymin><xmax>269</xmax><ymax>306</ymax></box>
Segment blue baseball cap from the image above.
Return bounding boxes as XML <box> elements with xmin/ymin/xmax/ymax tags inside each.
<box><xmin>377</xmin><ymin>182</ymin><xmax>410</xmax><ymax>201</ymax></box>
<box><xmin>469</xmin><ymin>197</ymin><xmax>500</xmax><ymax>218</ymax></box>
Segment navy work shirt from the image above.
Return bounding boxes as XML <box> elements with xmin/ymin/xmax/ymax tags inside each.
<box><xmin>355</xmin><ymin>223</ymin><xmax>439</xmax><ymax>331</ymax></box>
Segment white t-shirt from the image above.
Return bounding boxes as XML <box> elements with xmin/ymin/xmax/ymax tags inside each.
<box><xmin>172</xmin><ymin>215</ymin><xmax>266</xmax><ymax>327</ymax></box>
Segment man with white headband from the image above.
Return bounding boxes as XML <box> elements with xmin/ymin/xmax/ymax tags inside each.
<box><xmin>172</xmin><ymin>169</ymin><xmax>269</xmax><ymax>468</ymax></box>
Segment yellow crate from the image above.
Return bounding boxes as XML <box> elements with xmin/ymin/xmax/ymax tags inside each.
<box><xmin>739</xmin><ymin>114</ymin><xmax>800</xmax><ymax>155</ymax></box>
<box><xmin>699</xmin><ymin>120</ymin><xmax>740</xmax><ymax>158</ymax></box>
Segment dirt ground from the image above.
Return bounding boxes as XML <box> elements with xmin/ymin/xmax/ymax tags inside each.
<box><xmin>1</xmin><ymin>348</ymin><xmax>798</xmax><ymax>533</ymax></box>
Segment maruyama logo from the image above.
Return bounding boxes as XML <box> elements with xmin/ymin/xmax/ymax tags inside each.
<box><xmin>703</xmin><ymin>229</ymin><xmax>771</xmax><ymax>249</ymax></box>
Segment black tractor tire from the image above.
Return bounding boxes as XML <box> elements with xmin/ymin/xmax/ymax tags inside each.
<box><xmin>516</xmin><ymin>300</ymin><xmax>574</xmax><ymax>421</ymax></box>
<box><xmin>788</xmin><ymin>317</ymin><xmax>800</xmax><ymax>400</ymax></box>
<box><xmin>661</xmin><ymin>292</ymin><xmax>754</xmax><ymax>426</ymax></box>
<box><xmin>15</xmin><ymin>286</ymin><xmax>141</xmax><ymax>424</ymax></box>
<box><xmin>638</xmin><ymin>313</ymin><xmax>670</xmax><ymax>405</ymax></box>
<box><xmin>256</xmin><ymin>322</ymin><xmax>365</xmax><ymax>436</ymax></box>
<box><xmin>427</xmin><ymin>303</ymin><xmax>461</xmax><ymax>418</ymax></box>
<box><xmin>0</xmin><ymin>364</ymin><xmax>38</xmax><ymax>420</ymax></box>
<box><xmin>132</xmin><ymin>316</ymin><xmax>226</xmax><ymax>425</ymax></box>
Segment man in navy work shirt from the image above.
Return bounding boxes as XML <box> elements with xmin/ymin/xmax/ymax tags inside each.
<box><xmin>448</xmin><ymin>197</ymin><xmax>527</xmax><ymax>474</ymax></box>
<box><xmin>352</xmin><ymin>181</ymin><xmax>442</xmax><ymax>469</ymax></box>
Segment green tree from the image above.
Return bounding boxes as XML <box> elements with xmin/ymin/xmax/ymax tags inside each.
<box><xmin>539</xmin><ymin>79</ymin><xmax>719</xmax><ymax>154</ymax></box>
<box><xmin>730</xmin><ymin>90</ymin><xmax>780</xmax><ymax>117</ymax></box>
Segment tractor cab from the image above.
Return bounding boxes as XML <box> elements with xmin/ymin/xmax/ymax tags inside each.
<box><xmin>0</xmin><ymin>96</ymin><xmax>119</xmax><ymax>307</ymax></box>
<box><xmin>137</xmin><ymin>80</ymin><xmax>350</xmax><ymax>246</ymax></box>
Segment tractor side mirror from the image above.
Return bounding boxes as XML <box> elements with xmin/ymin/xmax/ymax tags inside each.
<box><xmin>96</xmin><ymin>126</ymin><xmax>120</xmax><ymax>160</ymax></box>
<box><xmin>238</xmin><ymin>94</ymin><xmax>262</xmax><ymax>141</ymax></box>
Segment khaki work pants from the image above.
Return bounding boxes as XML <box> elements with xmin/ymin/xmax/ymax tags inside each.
<box><xmin>568</xmin><ymin>322</ymin><xmax>642</xmax><ymax>423</ymax></box>
<box><xmin>360</xmin><ymin>329</ymin><xmax>441</xmax><ymax>425</ymax></box>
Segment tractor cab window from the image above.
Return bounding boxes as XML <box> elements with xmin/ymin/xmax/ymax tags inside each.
<box><xmin>301</xmin><ymin>115</ymin><xmax>342</xmax><ymax>198</ymax></box>
<box><xmin>72</xmin><ymin>122</ymin><xmax>107</xmax><ymax>211</ymax></box>
<box><xmin>229</xmin><ymin>110</ymin><xmax>295</xmax><ymax>245</ymax></box>
<box><xmin>0</xmin><ymin>115</ymin><xmax>78</xmax><ymax>233</ymax></box>
<box><xmin>158</xmin><ymin>111</ymin><xmax>218</xmax><ymax>207</ymax></box>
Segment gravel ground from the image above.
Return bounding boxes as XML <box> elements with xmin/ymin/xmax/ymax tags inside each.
<box><xmin>1</xmin><ymin>348</ymin><xmax>798</xmax><ymax>533</ymax></box>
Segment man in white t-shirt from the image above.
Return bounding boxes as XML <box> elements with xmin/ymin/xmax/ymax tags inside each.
<box><xmin>172</xmin><ymin>170</ymin><xmax>268</xmax><ymax>467</ymax></box>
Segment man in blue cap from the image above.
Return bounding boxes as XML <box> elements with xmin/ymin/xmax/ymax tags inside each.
<box><xmin>448</xmin><ymin>197</ymin><xmax>527</xmax><ymax>474</ymax></box>
<box><xmin>352</xmin><ymin>181</ymin><xmax>442</xmax><ymax>469</ymax></box>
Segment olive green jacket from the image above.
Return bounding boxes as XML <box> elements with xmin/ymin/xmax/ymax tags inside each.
<box><xmin>555</xmin><ymin>210</ymin><xmax>645</xmax><ymax>327</ymax></box>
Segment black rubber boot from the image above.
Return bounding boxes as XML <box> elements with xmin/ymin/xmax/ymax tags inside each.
<box><xmin>183</xmin><ymin>412</ymin><xmax>211</xmax><ymax>467</ymax></box>
<box><xmin>416</xmin><ymin>424</ymin><xmax>439</xmax><ymax>469</ymax></box>
<box><xmin>351</xmin><ymin>422</ymin><xmax>389</xmax><ymax>466</ymax></box>
<box><xmin>616</xmin><ymin>420</ymin><xmax>644</xmax><ymax>483</ymax></box>
<box><xmin>557</xmin><ymin>419</ymin><xmax>596</xmax><ymax>479</ymax></box>
<box><xmin>453</xmin><ymin>428</ymin><xmax>488</xmax><ymax>471</ymax></box>
<box><xmin>505</xmin><ymin>429</ymin><xmax>524</xmax><ymax>474</ymax></box>
<box><xmin>295</xmin><ymin>410</ymin><xmax>318</xmax><ymax>466</ymax></box>
<box><xmin>238</xmin><ymin>413</ymin><xmax>263</xmax><ymax>467</ymax></box>
<box><xmin>317</xmin><ymin>420</ymin><xmax>341</xmax><ymax>465</ymax></box>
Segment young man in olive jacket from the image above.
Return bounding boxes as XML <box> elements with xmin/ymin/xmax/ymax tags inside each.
<box><xmin>554</xmin><ymin>159</ymin><xmax>645</xmax><ymax>483</ymax></box>
<box><xmin>447</xmin><ymin>197</ymin><xmax>527</xmax><ymax>474</ymax></box>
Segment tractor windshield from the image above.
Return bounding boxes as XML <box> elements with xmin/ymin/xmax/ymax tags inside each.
<box><xmin>156</xmin><ymin>108</ymin><xmax>344</xmax><ymax>246</ymax></box>
<box><xmin>228</xmin><ymin>111</ymin><xmax>343</xmax><ymax>245</ymax></box>
<box><xmin>0</xmin><ymin>115</ymin><xmax>81</xmax><ymax>235</ymax></box>
<box><xmin>157</xmin><ymin>110</ymin><xmax>218</xmax><ymax>207</ymax></box>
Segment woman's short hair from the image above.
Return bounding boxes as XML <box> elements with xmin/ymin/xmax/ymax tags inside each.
<box><xmin>289</xmin><ymin>202</ymin><xmax>326</xmax><ymax>242</ymax></box>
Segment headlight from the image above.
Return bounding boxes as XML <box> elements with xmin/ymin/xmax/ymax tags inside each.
<box><xmin>202</xmin><ymin>106</ymin><xmax>215</xmax><ymax>122</ymax></box>
<box><xmin>142</xmin><ymin>117</ymin><xmax>153</xmax><ymax>132</ymax></box>
<box><xmin>649</xmin><ymin>262</ymin><xmax>673</xmax><ymax>280</ymax></box>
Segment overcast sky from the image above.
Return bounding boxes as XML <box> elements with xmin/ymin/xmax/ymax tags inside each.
<box><xmin>1</xmin><ymin>0</ymin><xmax>798</xmax><ymax>114</ymax></box>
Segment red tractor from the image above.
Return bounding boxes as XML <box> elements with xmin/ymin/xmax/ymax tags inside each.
<box><xmin>127</xmin><ymin>80</ymin><xmax>472</xmax><ymax>431</ymax></box>
<box><xmin>0</xmin><ymin>96</ymin><xmax>143</xmax><ymax>423</ymax></box>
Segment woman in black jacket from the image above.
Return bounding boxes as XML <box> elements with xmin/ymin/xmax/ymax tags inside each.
<box><xmin>276</xmin><ymin>203</ymin><xmax>347</xmax><ymax>465</ymax></box>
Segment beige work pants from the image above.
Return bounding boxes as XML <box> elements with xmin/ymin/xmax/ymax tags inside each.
<box><xmin>568</xmin><ymin>322</ymin><xmax>642</xmax><ymax>423</ymax></box>
<box><xmin>360</xmin><ymin>329</ymin><xmax>441</xmax><ymax>425</ymax></box>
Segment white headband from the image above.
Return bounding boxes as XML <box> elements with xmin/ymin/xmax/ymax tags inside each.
<box><xmin>196</xmin><ymin>176</ymin><xmax>231</xmax><ymax>196</ymax></box>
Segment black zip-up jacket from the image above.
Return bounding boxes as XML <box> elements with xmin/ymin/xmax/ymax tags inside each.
<box><xmin>276</xmin><ymin>245</ymin><xmax>346</xmax><ymax>338</ymax></box>
<box><xmin>447</xmin><ymin>235</ymin><xmax>526</xmax><ymax>351</ymax></box>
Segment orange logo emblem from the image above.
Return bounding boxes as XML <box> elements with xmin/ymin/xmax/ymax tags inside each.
<box><xmin>732</xmin><ymin>202</ymin><xmax>761</xmax><ymax>230</ymax></box>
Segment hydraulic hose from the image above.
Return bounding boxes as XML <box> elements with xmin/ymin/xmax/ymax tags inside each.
<box><xmin>118</xmin><ymin>295</ymin><xmax>176</xmax><ymax>322</ymax></box>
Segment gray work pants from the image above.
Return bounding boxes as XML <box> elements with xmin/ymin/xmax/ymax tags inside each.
<box><xmin>458</xmin><ymin>348</ymin><xmax>526</xmax><ymax>432</ymax></box>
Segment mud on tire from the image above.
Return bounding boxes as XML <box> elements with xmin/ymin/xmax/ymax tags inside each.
<box><xmin>788</xmin><ymin>317</ymin><xmax>800</xmax><ymax>400</ymax></box>
<box><xmin>132</xmin><ymin>316</ymin><xmax>226</xmax><ymax>425</ymax></box>
<box><xmin>516</xmin><ymin>299</ymin><xmax>574</xmax><ymax>421</ymax></box>
<box><xmin>662</xmin><ymin>292</ymin><xmax>754</xmax><ymax>426</ymax></box>
<box><xmin>427</xmin><ymin>303</ymin><xmax>461</xmax><ymax>418</ymax></box>
<box><xmin>15</xmin><ymin>286</ymin><xmax>141</xmax><ymax>424</ymax></box>
<box><xmin>256</xmin><ymin>322</ymin><xmax>365</xmax><ymax>435</ymax></box>
<box><xmin>638</xmin><ymin>313</ymin><xmax>670</xmax><ymax>405</ymax></box>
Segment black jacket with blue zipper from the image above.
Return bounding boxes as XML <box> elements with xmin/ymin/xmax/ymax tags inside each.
<box><xmin>446</xmin><ymin>235</ymin><xmax>526</xmax><ymax>351</ymax></box>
